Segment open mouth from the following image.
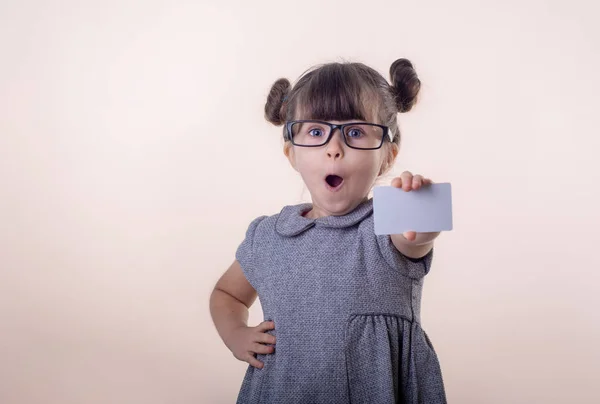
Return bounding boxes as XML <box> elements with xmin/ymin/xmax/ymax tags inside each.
<box><xmin>325</xmin><ymin>174</ymin><xmax>344</xmax><ymax>189</ymax></box>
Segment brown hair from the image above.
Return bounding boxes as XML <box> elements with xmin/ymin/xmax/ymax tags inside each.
<box><xmin>264</xmin><ymin>58</ymin><xmax>421</xmax><ymax>145</ymax></box>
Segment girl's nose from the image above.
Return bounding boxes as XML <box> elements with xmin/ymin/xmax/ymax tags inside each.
<box><xmin>326</xmin><ymin>131</ymin><xmax>344</xmax><ymax>159</ymax></box>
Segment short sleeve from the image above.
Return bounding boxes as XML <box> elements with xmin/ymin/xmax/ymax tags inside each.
<box><xmin>235</xmin><ymin>215</ymin><xmax>267</xmax><ymax>289</ymax></box>
<box><xmin>376</xmin><ymin>234</ymin><xmax>434</xmax><ymax>279</ymax></box>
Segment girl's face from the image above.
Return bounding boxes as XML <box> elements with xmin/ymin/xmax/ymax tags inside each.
<box><xmin>285</xmin><ymin>119</ymin><xmax>397</xmax><ymax>218</ymax></box>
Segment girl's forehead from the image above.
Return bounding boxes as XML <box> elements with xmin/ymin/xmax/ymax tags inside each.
<box><xmin>293</xmin><ymin>103</ymin><xmax>382</xmax><ymax>124</ymax></box>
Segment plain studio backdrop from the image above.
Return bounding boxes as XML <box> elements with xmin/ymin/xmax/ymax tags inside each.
<box><xmin>1</xmin><ymin>0</ymin><xmax>599</xmax><ymax>403</ymax></box>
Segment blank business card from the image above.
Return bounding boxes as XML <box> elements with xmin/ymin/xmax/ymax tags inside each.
<box><xmin>373</xmin><ymin>183</ymin><xmax>453</xmax><ymax>235</ymax></box>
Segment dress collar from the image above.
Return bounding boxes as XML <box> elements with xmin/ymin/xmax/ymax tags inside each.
<box><xmin>275</xmin><ymin>199</ymin><xmax>374</xmax><ymax>237</ymax></box>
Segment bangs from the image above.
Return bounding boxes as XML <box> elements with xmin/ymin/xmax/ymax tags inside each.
<box><xmin>292</xmin><ymin>64</ymin><xmax>379</xmax><ymax>123</ymax></box>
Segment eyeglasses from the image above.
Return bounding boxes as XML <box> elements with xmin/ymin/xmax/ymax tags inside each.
<box><xmin>284</xmin><ymin>120</ymin><xmax>392</xmax><ymax>150</ymax></box>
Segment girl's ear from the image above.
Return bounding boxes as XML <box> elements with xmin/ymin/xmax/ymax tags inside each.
<box><xmin>284</xmin><ymin>142</ymin><xmax>298</xmax><ymax>171</ymax></box>
<box><xmin>379</xmin><ymin>143</ymin><xmax>399</xmax><ymax>176</ymax></box>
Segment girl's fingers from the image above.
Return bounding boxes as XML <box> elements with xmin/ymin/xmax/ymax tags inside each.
<box><xmin>255</xmin><ymin>321</ymin><xmax>275</xmax><ymax>332</ymax></box>
<box><xmin>246</xmin><ymin>353</ymin><xmax>264</xmax><ymax>369</ymax></box>
<box><xmin>392</xmin><ymin>173</ymin><xmax>433</xmax><ymax>190</ymax></box>
<box><xmin>412</xmin><ymin>174</ymin><xmax>424</xmax><ymax>190</ymax></box>
<box><xmin>252</xmin><ymin>343</ymin><xmax>275</xmax><ymax>355</ymax></box>
<box><xmin>256</xmin><ymin>332</ymin><xmax>276</xmax><ymax>345</ymax></box>
<box><xmin>401</xmin><ymin>171</ymin><xmax>413</xmax><ymax>191</ymax></box>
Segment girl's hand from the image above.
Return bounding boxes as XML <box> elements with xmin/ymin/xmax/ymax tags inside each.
<box><xmin>390</xmin><ymin>171</ymin><xmax>433</xmax><ymax>242</ymax></box>
<box><xmin>225</xmin><ymin>321</ymin><xmax>276</xmax><ymax>369</ymax></box>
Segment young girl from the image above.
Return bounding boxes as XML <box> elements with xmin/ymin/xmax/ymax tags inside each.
<box><xmin>209</xmin><ymin>58</ymin><xmax>447</xmax><ymax>404</ymax></box>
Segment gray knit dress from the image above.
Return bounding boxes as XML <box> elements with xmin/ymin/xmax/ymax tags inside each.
<box><xmin>235</xmin><ymin>198</ymin><xmax>447</xmax><ymax>404</ymax></box>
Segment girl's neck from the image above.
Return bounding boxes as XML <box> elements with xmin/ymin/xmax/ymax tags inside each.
<box><xmin>302</xmin><ymin>197</ymin><xmax>369</xmax><ymax>219</ymax></box>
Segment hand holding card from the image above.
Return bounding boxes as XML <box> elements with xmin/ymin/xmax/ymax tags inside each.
<box><xmin>373</xmin><ymin>181</ymin><xmax>453</xmax><ymax>236</ymax></box>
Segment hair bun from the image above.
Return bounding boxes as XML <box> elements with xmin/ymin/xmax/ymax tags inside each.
<box><xmin>389</xmin><ymin>58</ymin><xmax>421</xmax><ymax>113</ymax></box>
<box><xmin>264</xmin><ymin>78</ymin><xmax>291</xmax><ymax>126</ymax></box>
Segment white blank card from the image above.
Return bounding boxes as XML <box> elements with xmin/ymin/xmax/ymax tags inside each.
<box><xmin>373</xmin><ymin>183</ymin><xmax>453</xmax><ymax>235</ymax></box>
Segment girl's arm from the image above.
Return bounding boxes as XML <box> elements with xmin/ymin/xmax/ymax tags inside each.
<box><xmin>210</xmin><ymin>260</ymin><xmax>258</xmax><ymax>344</ymax></box>
<box><xmin>210</xmin><ymin>261</ymin><xmax>275</xmax><ymax>368</ymax></box>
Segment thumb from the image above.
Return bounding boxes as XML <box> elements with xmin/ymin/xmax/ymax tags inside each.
<box><xmin>402</xmin><ymin>231</ymin><xmax>416</xmax><ymax>241</ymax></box>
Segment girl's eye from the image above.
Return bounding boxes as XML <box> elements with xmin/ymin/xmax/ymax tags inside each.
<box><xmin>308</xmin><ymin>128</ymin><xmax>324</xmax><ymax>137</ymax></box>
<box><xmin>347</xmin><ymin>128</ymin><xmax>363</xmax><ymax>138</ymax></box>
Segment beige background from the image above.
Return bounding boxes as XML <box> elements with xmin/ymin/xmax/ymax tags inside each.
<box><xmin>1</xmin><ymin>0</ymin><xmax>599</xmax><ymax>403</ymax></box>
